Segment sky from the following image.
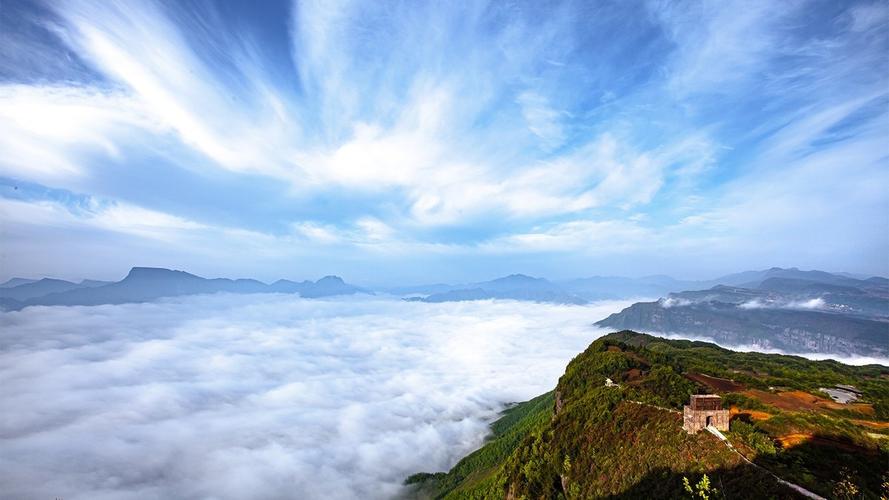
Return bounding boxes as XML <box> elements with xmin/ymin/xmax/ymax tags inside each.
<box><xmin>0</xmin><ymin>0</ymin><xmax>887</xmax><ymax>284</ymax></box>
<box><xmin>1</xmin><ymin>294</ymin><xmax>882</xmax><ymax>499</ymax></box>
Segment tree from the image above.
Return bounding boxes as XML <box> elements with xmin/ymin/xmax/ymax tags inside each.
<box><xmin>832</xmin><ymin>468</ymin><xmax>859</xmax><ymax>500</ymax></box>
<box><xmin>683</xmin><ymin>474</ymin><xmax>718</xmax><ymax>500</ymax></box>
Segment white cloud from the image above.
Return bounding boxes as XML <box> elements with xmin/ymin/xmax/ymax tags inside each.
<box><xmin>6</xmin><ymin>0</ymin><xmax>703</xmax><ymax>229</ymax></box>
<box><xmin>0</xmin><ymin>197</ymin><xmax>204</xmax><ymax>243</ymax></box>
<box><xmin>482</xmin><ymin>218</ymin><xmax>654</xmax><ymax>254</ymax></box>
<box><xmin>788</xmin><ymin>297</ymin><xmax>827</xmax><ymax>310</ymax></box>
<box><xmin>0</xmin><ymin>85</ymin><xmax>160</xmax><ymax>183</ymax></box>
<box><xmin>0</xmin><ymin>295</ymin><xmax>632</xmax><ymax>499</ymax></box>
<box><xmin>0</xmin><ymin>0</ymin><xmax>885</xmax><ymax>278</ymax></box>
<box><xmin>660</xmin><ymin>297</ymin><xmax>692</xmax><ymax>308</ymax></box>
<box><xmin>739</xmin><ymin>297</ymin><xmax>828</xmax><ymax>311</ymax></box>
<box><xmin>738</xmin><ymin>299</ymin><xmax>767</xmax><ymax>310</ymax></box>
<box><xmin>651</xmin><ymin>0</ymin><xmax>799</xmax><ymax>96</ymax></box>
<box><xmin>847</xmin><ymin>2</ymin><xmax>889</xmax><ymax>32</ymax></box>
<box><xmin>516</xmin><ymin>91</ymin><xmax>566</xmax><ymax>147</ymax></box>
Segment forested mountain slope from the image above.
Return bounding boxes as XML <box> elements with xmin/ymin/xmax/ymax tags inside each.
<box><xmin>406</xmin><ymin>332</ymin><xmax>889</xmax><ymax>499</ymax></box>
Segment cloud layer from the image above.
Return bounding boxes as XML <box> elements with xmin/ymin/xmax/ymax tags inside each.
<box><xmin>0</xmin><ymin>295</ymin><xmax>631</xmax><ymax>499</ymax></box>
<box><xmin>2</xmin><ymin>296</ymin><xmax>884</xmax><ymax>499</ymax></box>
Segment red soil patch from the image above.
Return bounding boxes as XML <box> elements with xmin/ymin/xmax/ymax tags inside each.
<box><xmin>623</xmin><ymin>368</ymin><xmax>644</xmax><ymax>382</ymax></box>
<box><xmin>777</xmin><ymin>432</ymin><xmax>812</xmax><ymax>448</ymax></box>
<box><xmin>852</xmin><ymin>419</ymin><xmax>889</xmax><ymax>430</ymax></box>
<box><xmin>776</xmin><ymin>432</ymin><xmax>872</xmax><ymax>453</ymax></box>
<box><xmin>685</xmin><ymin>372</ymin><xmax>745</xmax><ymax>392</ymax></box>
<box><xmin>730</xmin><ymin>406</ymin><xmax>772</xmax><ymax>421</ymax></box>
<box><xmin>744</xmin><ymin>389</ymin><xmax>875</xmax><ymax>415</ymax></box>
<box><xmin>606</xmin><ymin>345</ymin><xmax>622</xmax><ymax>353</ymax></box>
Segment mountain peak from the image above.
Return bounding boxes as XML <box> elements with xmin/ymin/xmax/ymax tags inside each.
<box><xmin>124</xmin><ymin>267</ymin><xmax>200</xmax><ymax>281</ymax></box>
<box><xmin>316</xmin><ymin>275</ymin><xmax>345</xmax><ymax>284</ymax></box>
<box><xmin>494</xmin><ymin>273</ymin><xmax>543</xmax><ymax>282</ymax></box>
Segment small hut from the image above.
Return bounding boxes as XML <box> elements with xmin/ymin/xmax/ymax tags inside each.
<box><xmin>682</xmin><ymin>395</ymin><xmax>729</xmax><ymax>434</ymax></box>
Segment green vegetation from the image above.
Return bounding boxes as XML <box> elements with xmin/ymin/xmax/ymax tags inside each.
<box><xmin>406</xmin><ymin>331</ymin><xmax>889</xmax><ymax>499</ymax></box>
<box><xmin>720</xmin><ymin>392</ymin><xmax>773</xmax><ymax>412</ymax></box>
<box><xmin>405</xmin><ymin>392</ymin><xmax>554</xmax><ymax>499</ymax></box>
<box><xmin>729</xmin><ymin>420</ymin><xmax>776</xmax><ymax>456</ymax></box>
<box><xmin>683</xmin><ymin>474</ymin><xmax>717</xmax><ymax>500</ymax></box>
<box><xmin>604</xmin><ymin>331</ymin><xmax>889</xmax><ymax>419</ymax></box>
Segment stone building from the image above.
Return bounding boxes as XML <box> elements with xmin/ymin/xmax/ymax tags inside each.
<box><xmin>683</xmin><ymin>394</ymin><xmax>729</xmax><ymax>434</ymax></box>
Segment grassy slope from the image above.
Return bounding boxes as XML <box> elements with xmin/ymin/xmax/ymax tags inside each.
<box><xmin>406</xmin><ymin>331</ymin><xmax>889</xmax><ymax>499</ymax></box>
<box><xmin>404</xmin><ymin>391</ymin><xmax>554</xmax><ymax>499</ymax></box>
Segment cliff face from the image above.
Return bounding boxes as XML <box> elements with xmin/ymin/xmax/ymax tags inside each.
<box><xmin>596</xmin><ymin>301</ymin><xmax>888</xmax><ymax>356</ymax></box>
<box><xmin>595</xmin><ymin>274</ymin><xmax>889</xmax><ymax>357</ymax></box>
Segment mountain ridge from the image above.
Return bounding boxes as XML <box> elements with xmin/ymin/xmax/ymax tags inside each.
<box><xmin>596</xmin><ymin>271</ymin><xmax>889</xmax><ymax>356</ymax></box>
<box><xmin>406</xmin><ymin>331</ymin><xmax>889</xmax><ymax>499</ymax></box>
<box><xmin>0</xmin><ymin>267</ymin><xmax>365</xmax><ymax>311</ymax></box>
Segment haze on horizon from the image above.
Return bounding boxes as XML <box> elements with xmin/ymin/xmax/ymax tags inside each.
<box><xmin>1</xmin><ymin>0</ymin><xmax>887</xmax><ymax>284</ymax></box>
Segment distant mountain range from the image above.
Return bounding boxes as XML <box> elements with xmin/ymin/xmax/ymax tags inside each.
<box><xmin>392</xmin><ymin>266</ymin><xmax>889</xmax><ymax>308</ymax></box>
<box><xmin>4</xmin><ymin>266</ymin><xmax>888</xmax><ymax>357</ymax></box>
<box><xmin>0</xmin><ymin>267</ymin><xmax>364</xmax><ymax>311</ymax></box>
<box><xmin>392</xmin><ymin>273</ymin><xmax>702</xmax><ymax>303</ymax></box>
<box><xmin>402</xmin><ymin>274</ymin><xmax>588</xmax><ymax>305</ymax></box>
<box><xmin>597</xmin><ymin>268</ymin><xmax>889</xmax><ymax>356</ymax></box>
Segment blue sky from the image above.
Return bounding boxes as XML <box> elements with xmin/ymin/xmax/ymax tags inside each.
<box><xmin>0</xmin><ymin>0</ymin><xmax>887</xmax><ymax>284</ymax></box>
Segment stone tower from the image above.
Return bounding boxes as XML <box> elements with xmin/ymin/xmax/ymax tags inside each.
<box><xmin>683</xmin><ymin>394</ymin><xmax>729</xmax><ymax>434</ymax></box>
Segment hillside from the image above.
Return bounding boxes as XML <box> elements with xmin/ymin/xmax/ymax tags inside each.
<box><xmin>406</xmin><ymin>332</ymin><xmax>889</xmax><ymax>499</ymax></box>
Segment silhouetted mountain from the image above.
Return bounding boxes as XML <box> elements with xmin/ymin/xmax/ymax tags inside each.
<box><xmin>266</xmin><ymin>276</ymin><xmax>363</xmax><ymax>297</ymax></box>
<box><xmin>79</xmin><ymin>279</ymin><xmax>112</xmax><ymax>287</ymax></box>
<box><xmin>713</xmin><ymin>267</ymin><xmax>871</xmax><ymax>288</ymax></box>
<box><xmin>558</xmin><ymin>275</ymin><xmax>707</xmax><ymax>300</ymax></box>
<box><xmin>299</xmin><ymin>275</ymin><xmax>363</xmax><ymax>298</ymax></box>
<box><xmin>0</xmin><ymin>278</ymin><xmax>37</xmax><ymax>288</ymax></box>
<box><xmin>0</xmin><ymin>297</ymin><xmax>22</xmax><ymax>310</ymax></box>
<box><xmin>0</xmin><ymin>278</ymin><xmax>107</xmax><ymax>301</ymax></box>
<box><xmin>408</xmin><ymin>274</ymin><xmax>588</xmax><ymax>304</ymax></box>
<box><xmin>386</xmin><ymin>267</ymin><xmax>889</xmax><ymax>304</ymax></box>
<box><xmin>477</xmin><ymin>273</ymin><xmax>553</xmax><ymax>292</ymax></box>
<box><xmin>419</xmin><ymin>287</ymin><xmax>587</xmax><ymax>305</ymax></box>
<box><xmin>0</xmin><ymin>267</ymin><xmax>365</xmax><ymax>311</ymax></box>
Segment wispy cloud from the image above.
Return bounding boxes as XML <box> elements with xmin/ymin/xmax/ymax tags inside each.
<box><xmin>0</xmin><ymin>0</ymin><xmax>886</xmax><ymax>280</ymax></box>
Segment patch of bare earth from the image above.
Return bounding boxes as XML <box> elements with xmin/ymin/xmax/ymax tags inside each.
<box><xmin>744</xmin><ymin>389</ymin><xmax>875</xmax><ymax>415</ymax></box>
<box><xmin>730</xmin><ymin>406</ymin><xmax>772</xmax><ymax>421</ymax></box>
<box><xmin>776</xmin><ymin>433</ymin><xmax>872</xmax><ymax>453</ymax></box>
<box><xmin>852</xmin><ymin>419</ymin><xmax>889</xmax><ymax>430</ymax></box>
<box><xmin>685</xmin><ymin>372</ymin><xmax>745</xmax><ymax>392</ymax></box>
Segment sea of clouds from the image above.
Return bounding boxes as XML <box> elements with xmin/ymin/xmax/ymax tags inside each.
<box><xmin>0</xmin><ymin>295</ymin><xmax>632</xmax><ymax>500</ymax></box>
<box><xmin>2</xmin><ymin>294</ymin><xmax>884</xmax><ymax>500</ymax></box>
